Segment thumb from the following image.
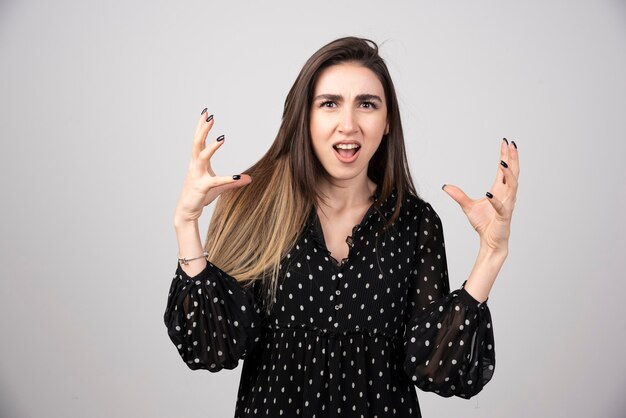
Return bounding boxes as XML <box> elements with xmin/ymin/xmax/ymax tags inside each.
<box><xmin>204</xmin><ymin>174</ymin><xmax>253</xmax><ymax>205</ymax></box>
<box><xmin>441</xmin><ymin>184</ymin><xmax>472</xmax><ymax>212</ymax></box>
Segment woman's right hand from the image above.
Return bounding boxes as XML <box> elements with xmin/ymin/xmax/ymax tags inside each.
<box><xmin>174</xmin><ymin>109</ymin><xmax>252</xmax><ymax>224</ymax></box>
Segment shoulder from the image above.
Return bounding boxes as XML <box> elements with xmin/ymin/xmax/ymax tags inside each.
<box><xmin>394</xmin><ymin>192</ymin><xmax>444</xmax><ymax>230</ymax></box>
<box><xmin>399</xmin><ymin>192</ymin><xmax>437</xmax><ymax>216</ymax></box>
<box><xmin>376</xmin><ymin>188</ymin><xmax>444</xmax><ymax>230</ymax></box>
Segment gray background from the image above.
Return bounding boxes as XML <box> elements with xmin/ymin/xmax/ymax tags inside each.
<box><xmin>1</xmin><ymin>0</ymin><xmax>625</xmax><ymax>417</ymax></box>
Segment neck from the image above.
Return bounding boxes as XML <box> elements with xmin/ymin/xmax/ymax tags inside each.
<box><xmin>316</xmin><ymin>174</ymin><xmax>377</xmax><ymax>211</ymax></box>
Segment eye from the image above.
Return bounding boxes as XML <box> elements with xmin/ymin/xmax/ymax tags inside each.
<box><xmin>320</xmin><ymin>100</ymin><xmax>336</xmax><ymax>108</ymax></box>
<box><xmin>360</xmin><ymin>101</ymin><xmax>378</xmax><ymax>109</ymax></box>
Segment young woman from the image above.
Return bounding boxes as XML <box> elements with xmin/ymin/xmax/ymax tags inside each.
<box><xmin>164</xmin><ymin>36</ymin><xmax>519</xmax><ymax>417</ymax></box>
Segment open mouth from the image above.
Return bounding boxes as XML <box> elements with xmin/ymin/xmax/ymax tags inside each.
<box><xmin>333</xmin><ymin>143</ymin><xmax>361</xmax><ymax>161</ymax></box>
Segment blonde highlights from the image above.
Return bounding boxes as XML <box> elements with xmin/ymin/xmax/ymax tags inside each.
<box><xmin>203</xmin><ymin>37</ymin><xmax>417</xmax><ymax>312</ymax></box>
<box><xmin>204</xmin><ymin>157</ymin><xmax>313</xmax><ymax>309</ymax></box>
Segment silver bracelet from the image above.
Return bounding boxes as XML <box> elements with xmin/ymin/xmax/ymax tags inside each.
<box><xmin>178</xmin><ymin>251</ymin><xmax>208</xmax><ymax>265</ymax></box>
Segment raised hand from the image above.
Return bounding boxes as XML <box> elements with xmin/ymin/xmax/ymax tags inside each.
<box><xmin>442</xmin><ymin>138</ymin><xmax>520</xmax><ymax>254</ymax></box>
<box><xmin>174</xmin><ymin>109</ymin><xmax>252</xmax><ymax>224</ymax></box>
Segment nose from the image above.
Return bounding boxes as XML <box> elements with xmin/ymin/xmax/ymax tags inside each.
<box><xmin>338</xmin><ymin>108</ymin><xmax>358</xmax><ymax>134</ymax></box>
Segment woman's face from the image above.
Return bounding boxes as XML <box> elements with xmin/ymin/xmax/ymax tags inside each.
<box><xmin>309</xmin><ymin>62</ymin><xmax>389</xmax><ymax>185</ymax></box>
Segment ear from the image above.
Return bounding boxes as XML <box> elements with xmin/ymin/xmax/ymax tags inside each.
<box><xmin>384</xmin><ymin>121</ymin><xmax>390</xmax><ymax>135</ymax></box>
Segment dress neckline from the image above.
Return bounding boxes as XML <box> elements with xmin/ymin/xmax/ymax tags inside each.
<box><xmin>307</xmin><ymin>184</ymin><xmax>393</xmax><ymax>267</ymax></box>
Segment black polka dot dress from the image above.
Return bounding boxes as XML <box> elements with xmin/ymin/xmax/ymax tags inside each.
<box><xmin>164</xmin><ymin>190</ymin><xmax>496</xmax><ymax>417</ymax></box>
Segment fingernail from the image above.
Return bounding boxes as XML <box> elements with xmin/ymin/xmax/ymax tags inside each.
<box><xmin>206</xmin><ymin>114</ymin><xmax>214</xmax><ymax>123</ymax></box>
<box><xmin>201</xmin><ymin>108</ymin><xmax>207</xmax><ymax>115</ymax></box>
<box><xmin>441</xmin><ymin>184</ymin><xmax>446</xmax><ymax>190</ymax></box>
<box><xmin>503</xmin><ymin>137</ymin><xmax>509</xmax><ymax>145</ymax></box>
<box><xmin>486</xmin><ymin>192</ymin><xmax>493</xmax><ymax>199</ymax></box>
<box><xmin>216</xmin><ymin>134</ymin><xmax>225</xmax><ymax>142</ymax></box>
<box><xmin>511</xmin><ymin>140</ymin><xmax>517</xmax><ymax>149</ymax></box>
<box><xmin>500</xmin><ymin>160</ymin><xmax>508</xmax><ymax>168</ymax></box>
<box><xmin>232</xmin><ymin>174</ymin><xmax>241</xmax><ymax>180</ymax></box>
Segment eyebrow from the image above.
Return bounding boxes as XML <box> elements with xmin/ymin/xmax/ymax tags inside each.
<box><xmin>312</xmin><ymin>93</ymin><xmax>384</xmax><ymax>103</ymax></box>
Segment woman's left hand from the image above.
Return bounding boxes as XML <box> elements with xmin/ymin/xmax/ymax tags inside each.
<box><xmin>442</xmin><ymin>138</ymin><xmax>520</xmax><ymax>253</ymax></box>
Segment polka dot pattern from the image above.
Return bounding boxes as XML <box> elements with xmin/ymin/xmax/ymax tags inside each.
<box><xmin>164</xmin><ymin>261</ymin><xmax>262</xmax><ymax>371</ymax></box>
<box><xmin>164</xmin><ymin>191</ymin><xmax>496</xmax><ymax>416</ymax></box>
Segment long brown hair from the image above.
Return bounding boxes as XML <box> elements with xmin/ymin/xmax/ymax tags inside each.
<box><xmin>204</xmin><ymin>36</ymin><xmax>417</xmax><ymax>310</ymax></box>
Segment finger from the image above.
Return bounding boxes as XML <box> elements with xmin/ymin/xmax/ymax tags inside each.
<box><xmin>197</xmin><ymin>134</ymin><xmax>226</xmax><ymax>175</ymax></box>
<box><xmin>496</xmin><ymin>138</ymin><xmax>508</xmax><ymax>184</ymax></box>
<box><xmin>508</xmin><ymin>139</ymin><xmax>520</xmax><ymax>179</ymax></box>
<box><xmin>485</xmin><ymin>191</ymin><xmax>506</xmax><ymax>217</ymax></box>
<box><xmin>192</xmin><ymin>109</ymin><xmax>215</xmax><ymax>160</ymax></box>
<box><xmin>441</xmin><ymin>184</ymin><xmax>473</xmax><ymax>212</ymax></box>
<box><xmin>498</xmin><ymin>160</ymin><xmax>519</xmax><ymax>197</ymax></box>
<box><xmin>193</xmin><ymin>108</ymin><xmax>213</xmax><ymax>139</ymax></box>
<box><xmin>500</xmin><ymin>138</ymin><xmax>510</xmax><ymax>164</ymax></box>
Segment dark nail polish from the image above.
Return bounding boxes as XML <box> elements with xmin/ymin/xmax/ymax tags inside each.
<box><xmin>486</xmin><ymin>192</ymin><xmax>493</xmax><ymax>199</ymax></box>
<box><xmin>216</xmin><ymin>134</ymin><xmax>225</xmax><ymax>142</ymax></box>
<box><xmin>500</xmin><ymin>160</ymin><xmax>508</xmax><ymax>168</ymax></box>
<box><xmin>232</xmin><ymin>174</ymin><xmax>241</xmax><ymax>180</ymax></box>
<box><xmin>511</xmin><ymin>141</ymin><xmax>517</xmax><ymax>149</ymax></box>
<box><xmin>503</xmin><ymin>137</ymin><xmax>509</xmax><ymax>145</ymax></box>
<box><xmin>206</xmin><ymin>114</ymin><xmax>214</xmax><ymax>123</ymax></box>
<box><xmin>441</xmin><ymin>184</ymin><xmax>446</xmax><ymax>190</ymax></box>
<box><xmin>201</xmin><ymin>108</ymin><xmax>207</xmax><ymax>115</ymax></box>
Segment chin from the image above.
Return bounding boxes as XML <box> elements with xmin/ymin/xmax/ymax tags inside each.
<box><xmin>323</xmin><ymin>167</ymin><xmax>367</xmax><ymax>183</ymax></box>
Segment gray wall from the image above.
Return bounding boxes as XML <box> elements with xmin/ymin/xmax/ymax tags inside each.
<box><xmin>1</xmin><ymin>1</ymin><xmax>625</xmax><ymax>417</ymax></box>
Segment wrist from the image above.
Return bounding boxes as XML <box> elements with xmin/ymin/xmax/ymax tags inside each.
<box><xmin>463</xmin><ymin>244</ymin><xmax>508</xmax><ymax>303</ymax></box>
<box><xmin>478</xmin><ymin>242</ymin><xmax>509</xmax><ymax>260</ymax></box>
<box><xmin>173</xmin><ymin>215</ymin><xmax>199</xmax><ymax>229</ymax></box>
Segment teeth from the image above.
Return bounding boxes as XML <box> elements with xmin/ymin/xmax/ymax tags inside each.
<box><xmin>334</xmin><ymin>143</ymin><xmax>360</xmax><ymax>150</ymax></box>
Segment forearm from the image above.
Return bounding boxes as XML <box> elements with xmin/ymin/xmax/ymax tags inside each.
<box><xmin>462</xmin><ymin>244</ymin><xmax>508</xmax><ymax>303</ymax></box>
<box><xmin>174</xmin><ymin>217</ymin><xmax>207</xmax><ymax>277</ymax></box>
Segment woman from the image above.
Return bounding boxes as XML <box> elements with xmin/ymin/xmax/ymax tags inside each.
<box><xmin>164</xmin><ymin>36</ymin><xmax>519</xmax><ymax>417</ymax></box>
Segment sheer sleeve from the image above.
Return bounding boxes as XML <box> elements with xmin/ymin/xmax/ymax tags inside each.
<box><xmin>163</xmin><ymin>260</ymin><xmax>262</xmax><ymax>371</ymax></box>
<box><xmin>403</xmin><ymin>202</ymin><xmax>495</xmax><ymax>399</ymax></box>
